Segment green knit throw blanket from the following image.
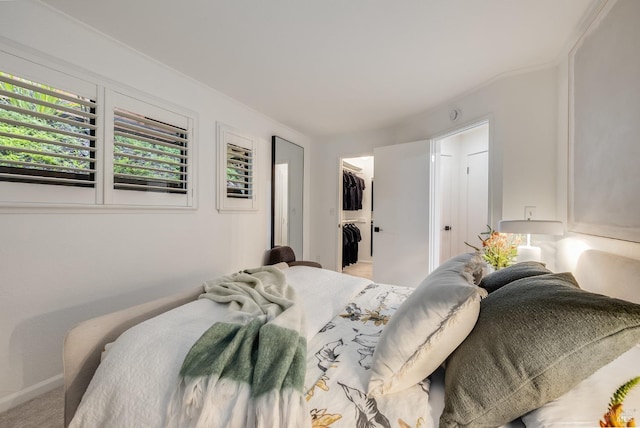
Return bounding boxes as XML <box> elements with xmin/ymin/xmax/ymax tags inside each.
<box><xmin>166</xmin><ymin>266</ymin><xmax>308</xmax><ymax>428</ymax></box>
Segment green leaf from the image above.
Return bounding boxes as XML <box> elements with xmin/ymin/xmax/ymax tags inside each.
<box><xmin>610</xmin><ymin>376</ymin><xmax>640</xmax><ymax>409</ymax></box>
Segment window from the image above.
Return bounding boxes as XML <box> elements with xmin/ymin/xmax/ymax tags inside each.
<box><xmin>0</xmin><ymin>48</ymin><xmax>196</xmax><ymax>209</ymax></box>
<box><xmin>104</xmin><ymin>91</ymin><xmax>194</xmax><ymax>207</ymax></box>
<box><xmin>225</xmin><ymin>143</ymin><xmax>253</xmax><ymax>200</ymax></box>
<box><xmin>0</xmin><ymin>72</ymin><xmax>97</xmax><ymax>187</ymax></box>
<box><xmin>0</xmin><ymin>51</ymin><xmax>99</xmax><ymax>206</ymax></box>
<box><xmin>113</xmin><ymin>108</ymin><xmax>188</xmax><ymax>194</ymax></box>
<box><xmin>217</xmin><ymin>123</ymin><xmax>257</xmax><ymax>212</ymax></box>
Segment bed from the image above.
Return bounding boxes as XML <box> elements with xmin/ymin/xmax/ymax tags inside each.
<box><xmin>63</xmin><ymin>250</ymin><xmax>640</xmax><ymax>427</ymax></box>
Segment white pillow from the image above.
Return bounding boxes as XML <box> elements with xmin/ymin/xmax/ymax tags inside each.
<box><xmin>283</xmin><ymin>265</ymin><xmax>371</xmax><ymax>340</ymax></box>
<box><xmin>522</xmin><ymin>344</ymin><xmax>640</xmax><ymax>428</ymax></box>
<box><xmin>367</xmin><ymin>252</ymin><xmax>487</xmax><ymax>396</ymax></box>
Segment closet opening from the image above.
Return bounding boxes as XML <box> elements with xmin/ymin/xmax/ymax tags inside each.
<box><xmin>338</xmin><ymin>156</ymin><xmax>373</xmax><ymax>280</ymax></box>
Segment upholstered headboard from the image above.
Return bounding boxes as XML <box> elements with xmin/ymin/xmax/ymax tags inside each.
<box><xmin>63</xmin><ymin>286</ymin><xmax>202</xmax><ymax>426</ymax></box>
<box><xmin>575</xmin><ymin>249</ymin><xmax>640</xmax><ymax>304</ymax></box>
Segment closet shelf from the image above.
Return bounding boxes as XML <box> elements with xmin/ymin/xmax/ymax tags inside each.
<box><xmin>342</xmin><ymin>160</ymin><xmax>362</xmax><ymax>172</ymax></box>
<box><xmin>341</xmin><ymin>218</ymin><xmax>368</xmax><ymax>224</ymax></box>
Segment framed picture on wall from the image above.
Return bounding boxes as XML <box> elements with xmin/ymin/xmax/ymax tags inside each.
<box><xmin>568</xmin><ymin>0</ymin><xmax>640</xmax><ymax>242</ymax></box>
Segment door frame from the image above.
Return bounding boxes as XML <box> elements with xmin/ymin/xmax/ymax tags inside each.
<box><xmin>333</xmin><ymin>116</ymin><xmax>493</xmax><ymax>274</ymax></box>
<box><xmin>430</xmin><ymin>117</ymin><xmax>493</xmax><ymax>269</ymax></box>
<box><xmin>336</xmin><ymin>153</ymin><xmax>373</xmax><ymax>272</ymax></box>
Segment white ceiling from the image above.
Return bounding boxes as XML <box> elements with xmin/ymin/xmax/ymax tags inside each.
<box><xmin>41</xmin><ymin>0</ymin><xmax>599</xmax><ymax>137</ymax></box>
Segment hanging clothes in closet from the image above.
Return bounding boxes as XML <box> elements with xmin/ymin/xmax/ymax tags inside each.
<box><xmin>342</xmin><ymin>223</ymin><xmax>362</xmax><ymax>268</ymax></box>
<box><xmin>343</xmin><ymin>171</ymin><xmax>365</xmax><ymax>211</ymax></box>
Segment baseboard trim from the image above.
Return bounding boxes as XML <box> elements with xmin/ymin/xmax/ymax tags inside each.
<box><xmin>0</xmin><ymin>373</ymin><xmax>63</xmax><ymax>414</ymax></box>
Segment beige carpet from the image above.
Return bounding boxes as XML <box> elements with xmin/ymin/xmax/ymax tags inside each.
<box><xmin>342</xmin><ymin>261</ymin><xmax>373</xmax><ymax>280</ymax></box>
<box><xmin>0</xmin><ymin>387</ymin><xmax>63</xmax><ymax>428</ymax></box>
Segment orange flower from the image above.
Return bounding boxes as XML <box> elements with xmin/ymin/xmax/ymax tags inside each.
<box><xmin>465</xmin><ymin>225</ymin><xmax>520</xmax><ymax>269</ymax></box>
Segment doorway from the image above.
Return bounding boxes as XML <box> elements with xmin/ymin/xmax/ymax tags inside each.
<box><xmin>436</xmin><ymin>122</ymin><xmax>490</xmax><ymax>263</ymax></box>
<box><xmin>335</xmin><ymin>121</ymin><xmax>489</xmax><ymax>285</ymax></box>
<box><xmin>339</xmin><ymin>156</ymin><xmax>374</xmax><ymax>280</ymax></box>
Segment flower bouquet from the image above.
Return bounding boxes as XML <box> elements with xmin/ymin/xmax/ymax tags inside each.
<box><xmin>465</xmin><ymin>225</ymin><xmax>521</xmax><ymax>270</ymax></box>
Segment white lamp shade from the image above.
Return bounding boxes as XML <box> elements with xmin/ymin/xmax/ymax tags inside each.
<box><xmin>498</xmin><ymin>220</ymin><xmax>564</xmax><ymax>235</ymax></box>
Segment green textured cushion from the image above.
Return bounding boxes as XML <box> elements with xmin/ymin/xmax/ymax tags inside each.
<box><xmin>479</xmin><ymin>261</ymin><xmax>551</xmax><ymax>293</ymax></box>
<box><xmin>440</xmin><ymin>272</ymin><xmax>640</xmax><ymax>428</ymax></box>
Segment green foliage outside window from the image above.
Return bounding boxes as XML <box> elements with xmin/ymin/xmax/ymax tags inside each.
<box><xmin>0</xmin><ymin>72</ymin><xmax>93</xmax><ymax>174</ymax></box>
<box><xmin>113</xmin><ymin>132</ymin><xmax>185</xmax><ymax>182</ymax></box>
<box><xmin>1</xmin><ymin>72</ymin><xmax>186</xmax><ymax>184</ymax></box>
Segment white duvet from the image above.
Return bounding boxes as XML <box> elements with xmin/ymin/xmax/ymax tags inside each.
<box><xmin>70</xmin><ymin>266</ymin><xmax>371</xmax><ymax>428</ymax></box>
<box><xmin>304</xmin><ymin>282</ymin><xmax>435</xmax><ymax>428</ymax></box>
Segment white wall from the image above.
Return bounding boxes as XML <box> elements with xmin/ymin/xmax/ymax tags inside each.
<box><xmin>395</xmin><ymin>68</ymin><xmax>559</xmax><ymax>223</ymax></box>
<box><xmin>555</xmin><ymin>48</ymin><xmax>640</xmax><ymax>273</ymax></box>
<box><xmin>311</xmin><ymin>68</ymin><xmax>559</xmax><ymax>271</ymax></box>
<box><xmin>310</xmin><ymin>128</ymin><xmax>396</xmax><ymax>269</ymax></box>
<box><xmin>0</xmin><ymin>1</ymin><xmax>311</xmax><ymax>410</ymax></box>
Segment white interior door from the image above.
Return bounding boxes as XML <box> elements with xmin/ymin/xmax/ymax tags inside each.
<box><xmin>373</xmin><ymin>140</ymin><xmax>431</xmax><ymax>288</ymax></box>
<box><xmin>465</xmin><ymin>151</ymin><xmax>489</xmax><ymax>244</ymax></box>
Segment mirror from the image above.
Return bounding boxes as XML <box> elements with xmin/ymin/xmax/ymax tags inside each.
<box><xmin>271</xmin><ymin>136</ymin><xmax>304</xmax><ymax>258</ymax></box>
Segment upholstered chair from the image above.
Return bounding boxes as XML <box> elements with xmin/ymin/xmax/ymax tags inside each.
<box><xmin>266</xmin><ymin>246</ymin><xmax>322</xmax><ymax>268</ymax></box>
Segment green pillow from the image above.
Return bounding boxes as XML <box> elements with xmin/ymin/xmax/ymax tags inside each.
<box><xmin>479</xmin><ymin>261</ymin><xmax>551</xmax><ymax>293</ymax></box>
<box><xmin>440</xmin><ymin>272</ymin><xmax>640</xmax><ymax>428</ymax></box>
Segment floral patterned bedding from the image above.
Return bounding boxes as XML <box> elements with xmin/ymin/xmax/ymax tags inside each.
<box><xmin>305</xmin><ymin>283</ymin><xmax>434</xmax><ymax>428</ymax></box>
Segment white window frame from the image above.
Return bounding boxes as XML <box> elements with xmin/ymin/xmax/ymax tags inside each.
<box><xmin>0</xmin><ymin>50</ymin><xmax>101</xmax><ymax>207</ymax></box>
<box><xmin>217</xmin><ymin>122</ymin><xmax>258</xmax><ymax>212</ymax></box>
<box><xmin>0</xmin><ymin>46</ymin><xmax>197</xmax><ymax>210</ymax></box>
<box><xmin>104</xmin><ymin>90</ymin><xmax>195</xmax><ymax>208</ymax></box>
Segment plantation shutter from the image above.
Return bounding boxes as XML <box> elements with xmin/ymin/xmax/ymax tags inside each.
<box><xmin>0</xmin><ymin>71</ymin><xmax>97</xmax><ymax>187</ymax></box>
<box><xmin>113</xmin><ymin>108</ymin><xmax>188</xmax><ymax>194</ymax></box>
<box><xmin>217</xmin><ymin>123</ymin><xmax>257</xmax><ymax>212</ymax></box>
<box><xmin>226</xmin><ymin>143</ymin><xmax>253</xmax><ymax>199</ymax></box>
